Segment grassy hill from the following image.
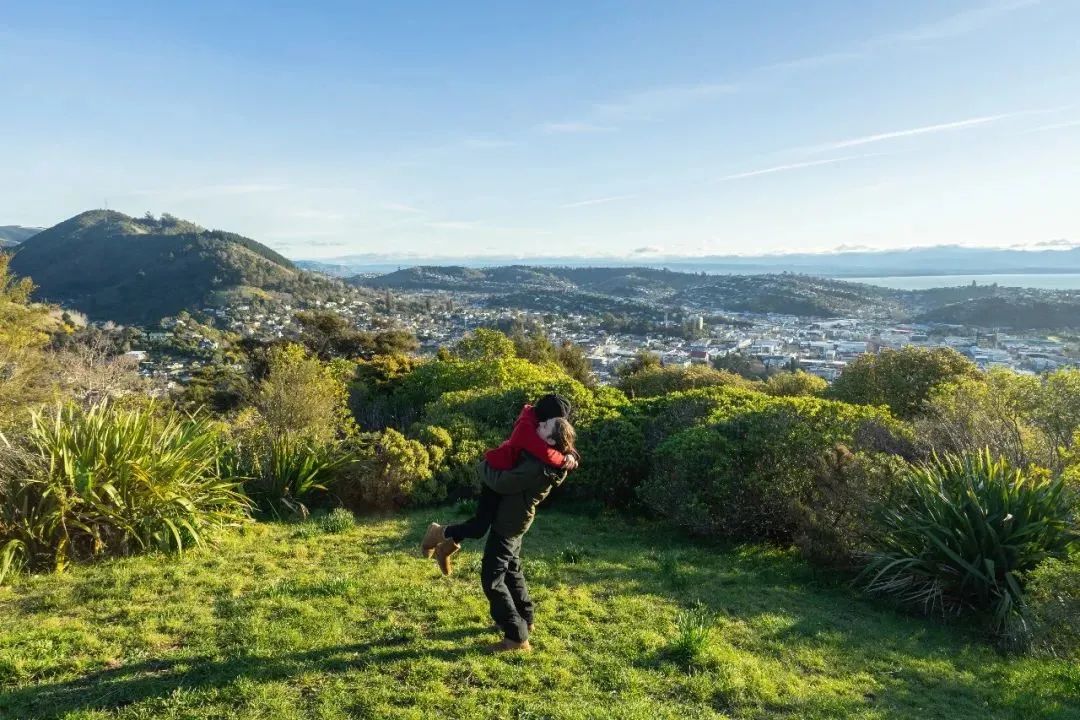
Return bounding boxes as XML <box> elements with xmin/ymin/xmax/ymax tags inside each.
<box><xmin>0</xmin><ymin>225</ymin><xmax>42</xmax><ymax>248</ymax></box>
<box><xmin>1</xmin><ymin>508</ymin><xmax>1075</xmax><ymax>720</ymax></box>
<box><xmin>9</xmin><ymin>210</ymin><xmax>320</xmax><ymax>324</ymax></box>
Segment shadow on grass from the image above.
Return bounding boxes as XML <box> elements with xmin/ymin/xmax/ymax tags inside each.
<box><xmin>0</xmin><ymin>627</ymin><xmax>487</xmax><ymax>720</ymax></box>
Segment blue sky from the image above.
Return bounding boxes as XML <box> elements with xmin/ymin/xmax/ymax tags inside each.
<box><xmin>2</xmin><ymin>0</ymin><xmax>1079</xmax><ymax>259</ymax></box>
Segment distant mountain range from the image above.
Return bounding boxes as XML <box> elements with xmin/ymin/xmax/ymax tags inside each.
<box><xmin>299</xmin><ymin>244</ymin><xmax>1080</xmax><ymax>278</ymax></box>
<box><xmin>0</xmin><ymin>225</ymin><xmax>42</xmax><ymax>248</ymax></box>
<box><xmin>9</xmin><ymin>210</ymin><xmax>332</xmax><ymax>324</ymax></box>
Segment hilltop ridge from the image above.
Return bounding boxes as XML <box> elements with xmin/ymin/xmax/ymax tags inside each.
<box><xmin>10</xmin><ymin>210</ymin><xmax>315</xmax><ymax>324</ymax></box>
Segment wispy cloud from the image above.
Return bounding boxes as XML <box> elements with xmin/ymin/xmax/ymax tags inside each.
<box><xmin>593</xmin><ymin>82</ymin><xmax>738</xmax><ymax>120</ymax></box>
<box><xmin>883</xmin><ymin>0</ymin><xmax>1041</xmax><ymax>44</ymax></box>
<box><xmin>560</xmin><ymin>194</ymin><xmax>637</xmax><ymax>209</ymax></box>
<box><xmin>539</xmin><ymin>121</ymin><xmax>616</xmax><ymax>134</ymax></box>
<box><xmin>718</xmin><ymin>154</ymin><xmax>880</xmax><ymax>182</ymax></box>
<box><xmin>803</xmin><ymin>113</ymin><xmax>1022</xmax><ymax>153</ymax></box>
<box><xmin>757</xmin><ymin>51</ymin><xmax>865</xmax><ymax>74</ymax></box>
<box><xmin>538</xmin><ymin>82</ymin><xmax>737</xmax><ymax>137</ymax></box>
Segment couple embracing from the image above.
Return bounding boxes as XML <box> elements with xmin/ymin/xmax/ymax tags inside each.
<box><xmin>420</xmin><ymin>393</ymin><xmax>579</xmax><ymax>653</ymax></box>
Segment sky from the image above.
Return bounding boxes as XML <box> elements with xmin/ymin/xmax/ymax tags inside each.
<box><xmin>2</xmin><ymin>0</ymin><xmax>1079</xmax><ymax>260</ymax></box>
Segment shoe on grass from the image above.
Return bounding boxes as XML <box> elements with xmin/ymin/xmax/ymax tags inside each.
<box><xmin>433</xmin><ymin>538</ymin><xmax>460</xmax><ymax>576</ymax></box>
<box><xmin>490</xmin><ymin>637</ymin><xmax>532</xmax><ymax>653</ymax></box>
<box><xmin>420</xmin><ymin>523</ymin><xmax>445</xmax><ymax>558</ymax></box>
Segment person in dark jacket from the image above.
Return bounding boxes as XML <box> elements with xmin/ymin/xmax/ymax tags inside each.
<box><xmin>481</xmin><ymin>418</ymin><xmax>577</xmax><ymax>652</ymax></box>
<box><xmin>420</xmin><ymin>394</ymin><xmax>576</xmax><ymax>575</ymax></box>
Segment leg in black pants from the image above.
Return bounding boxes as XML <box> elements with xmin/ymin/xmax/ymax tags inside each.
<box><xmin>481</xmin><ymin>531</ymin><xmax>531</xmax><ymax>643</ymax></box>
<box><xmin>444</xmin><ymin>486</ymin><xmax>500</xmax><ymax>543</ymax></box>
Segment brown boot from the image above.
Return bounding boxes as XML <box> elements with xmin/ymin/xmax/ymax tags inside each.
<box><xmin>420</xmin><ymin>523</ymin><xmax>446</xmax><ymax>558</ymax></box>
<box><xmin>433</xmin><ymin>538</ymin><xmax>460</xmax><ymax>576</ymax></box>
<box><xmin>490</xmin><ymin>637</ymin><xmax>532</xmax><ymax>653</ymax></box>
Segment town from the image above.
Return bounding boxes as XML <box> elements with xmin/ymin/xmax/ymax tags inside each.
<box><xmin>114</xmin><ymin>278</ymin><xmax>1078</xmax><ymax>390</ymax></box>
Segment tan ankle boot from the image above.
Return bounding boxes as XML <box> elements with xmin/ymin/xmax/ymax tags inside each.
<box><xmin>420</xmin><ymin>523</ymin><xmax>445</xmax><ymax>558</ymax></box>
<box><xmin>490</xmin><ymin>637</ymin><xmax>532</xmax><ymax>653</ymax></box>
<box><xmin>433</xmin><ymin>538</ymin><xmax>460</xmax><ymax>576</ymax></box>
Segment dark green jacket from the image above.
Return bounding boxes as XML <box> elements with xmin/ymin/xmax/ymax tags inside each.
<box><xmin>480</xmin><ymin>454</ymin><xmax>567</xmax><ymax>538</ymax></box>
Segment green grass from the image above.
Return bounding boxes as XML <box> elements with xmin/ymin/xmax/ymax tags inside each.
<box><xmin>0</xmin><ymin>508</ymin><xmax>1076</xmax><ymax>720</ymax></box>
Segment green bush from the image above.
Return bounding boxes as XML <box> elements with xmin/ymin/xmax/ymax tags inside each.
<box><xmin>618</xmin><ymin>364</ymin><xmax>756</xmax><ymax>399</ymax></box>
<box><xmin>573</xmin><ymin>386</ymin><xmax>765</xmax><ymax>507</ymax></box>
<box><xmin>332</xmin><ymin>429</ymin><xmax>437</xmax><ymax>510</ymax></box>
<box><xmin>790</xmin><ymin>446</ymin><xmax>908</xmax><ymax>568</ymax></box>
<box><xmin>829</xmin><ymin>346</ymin><xmax>977</xmax><ymax>419</ymax></box>
<box><xmin>763</xmin><ymin>370</ymin><xmax>827</xmax><ymax>398</ymax></box>
<box><xmin>573</xmin><ymin>413</ymin><xmax>649</xmax><ymax>506</ymax></box>
<box><xmin>0</xmin><ymin>402</ymin><xmax>248</xmax><ymax>581</ymax></box>
<box><xmin>1007</xmin><ymin>550</ymin><xmax>1080</xmax><ymax>659</ymax></box>
<box><xmin>861</xmin><ymin>451</ymin><xmax>1078</xmax><ymax>631</ymax></box>
<box><xmin>640</xmin><ymin>396</ymin><xmax>895</xmax><ymax>541</ymax></box>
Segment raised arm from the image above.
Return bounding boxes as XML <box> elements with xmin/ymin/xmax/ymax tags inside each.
<box><xmin>486</xmin><ymin>455</ymin><xmax>566</xmax><ymax>495</ymax></box>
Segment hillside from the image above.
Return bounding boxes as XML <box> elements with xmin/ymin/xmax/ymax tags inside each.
<box><xmin>2</xmin><ymin>510</ymin><xmax>1074</xmax><ymax>720</ymax></box>
<box><xmin>9</xmin><ymin>210</ymin><xmax>326</xmax><ymax>324</ymax></box>
<box><xmin>355</xmin><ymin>266</ymin><xmax>905</xmax><ymax>319</ymax></box>
<box><xmin>916</xmin><ymin>295</ymin><xmax>1080</xmax><ymax>330</ymax></box>
<box><xmin>0</xmin><ymin>225</ymin><xmax>42</xmax><ymax>248</ymax></box>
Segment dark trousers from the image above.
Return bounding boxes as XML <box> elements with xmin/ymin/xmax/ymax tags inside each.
<box><xmin>444</xmin><ymin>486</ymin><xmax>500</xmax><ymax>544</ymax></box>
<box><xmin>481</xmin><ymin>531</ymin><xmax>532</xmax><ymax>643</ymax></box>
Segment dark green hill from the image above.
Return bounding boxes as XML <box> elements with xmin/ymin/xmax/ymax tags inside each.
<box><xmin>10</xmin><ymin>210</ymin><xmax>310</xmax><ymax>324</ymax></box>
<box><xmin>915</xmin><ymin>295</ymin><xmax>1080</xmax><ymax>330</ymax></box>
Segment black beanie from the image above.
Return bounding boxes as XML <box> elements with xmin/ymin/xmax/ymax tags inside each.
<box><xmin>533</xmin><ymin>393</ymin><xmax>571</xmax><ymax>421</ymax></box>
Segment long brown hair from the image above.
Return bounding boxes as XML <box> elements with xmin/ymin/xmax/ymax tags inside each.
<box><xmin>550</xmin><ymin>417</ymin><xmax>578</xmax><ymax>460</ymax></box>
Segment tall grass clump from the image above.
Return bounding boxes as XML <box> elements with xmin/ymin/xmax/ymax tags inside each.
<box><xmin>861</xmin><ymin>450</ymin><xmax>1078</xmax><ymax>631</ymax></box>
<box><xmin>666</xmin><ymin>603</ymin><xmax>715</xmax><ymax>670</ymax></box>
<box><xmin>226</xmin><ymin>433</ymin><xmax>355</xmax><ymax>518</ymax></box>
<box><xmin>0</xmin><ymin>402</ymin><xmax>249</xmax><ymax>582</ymax></box>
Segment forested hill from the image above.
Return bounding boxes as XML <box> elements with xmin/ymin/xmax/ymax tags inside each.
<box><xmin>9</xmin><ymin>210</ymin><xmax>320</xmax><ymax>324</ymax></box>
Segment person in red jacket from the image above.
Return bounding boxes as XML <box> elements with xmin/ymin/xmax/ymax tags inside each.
<box><xmin>421</xmin><ymin>394</ymin><xmax>578</xmax><ymax>574</ymax></box>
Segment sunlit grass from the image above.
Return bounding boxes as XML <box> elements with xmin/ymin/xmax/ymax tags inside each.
<box><xmin>0</xmin><ymin>509</ymin><xmax>1076</xmax><ymax>719</ymax></box>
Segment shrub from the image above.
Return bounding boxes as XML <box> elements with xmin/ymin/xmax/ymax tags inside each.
<box><xmin>763</xmin><ymin>370</ymin><xmax>827</xmax><ymax>398</ymax></box>
<box><xmin>333</xmin><ymin>429</ymin><xmax>436</xmax><ymax>510</ymax></box>
<box><xmin>640</xmin><ymin>396</ymin><xmax>895</xmax><ymax>541</ymax></box>
<box><xmin>573</xmin><ymin>413</ymin><xmax>648</xmax><ymax>507</ymax></box>
<box><xmin>0</xmin><ymin>402</ymin><xmax>248</xmax><ymax>580</ymax></box>
<box><xmin>829</xmin><ymin>346</ymin><xmax>978</xmax><ymax>419</ymax></box>
<box><xmin>917</xmin><ymin>370</ymin><xmax>1050</xmax><ymax>470</ymax></box>
<box><xmin>861</xmin><ymin>451</ymin><xmax>1079</xmax><ymax>631</ymax></box>
<box><xmin>617</xmin><ymin>364</ymin><xmax>755</xmax><ymax>399</ymax></box>
<box><xmin>254</xmin><ymin>343</ymin><xmax>355</xmax><ymax>443</ymax></box>
<box><xmin>1007</xmin><ymin>551</ymin><xmax>1080</xmax><ymax>659</ymax></box>
<box><xmin>573</xmin><ymin>386</ymin><xmax>765</xmax><ymax>507</ymax></box>
<box><xmin>790</xmin><ymin>446</ymin><xmax>908</xmax><ymax>568</ymax></box>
